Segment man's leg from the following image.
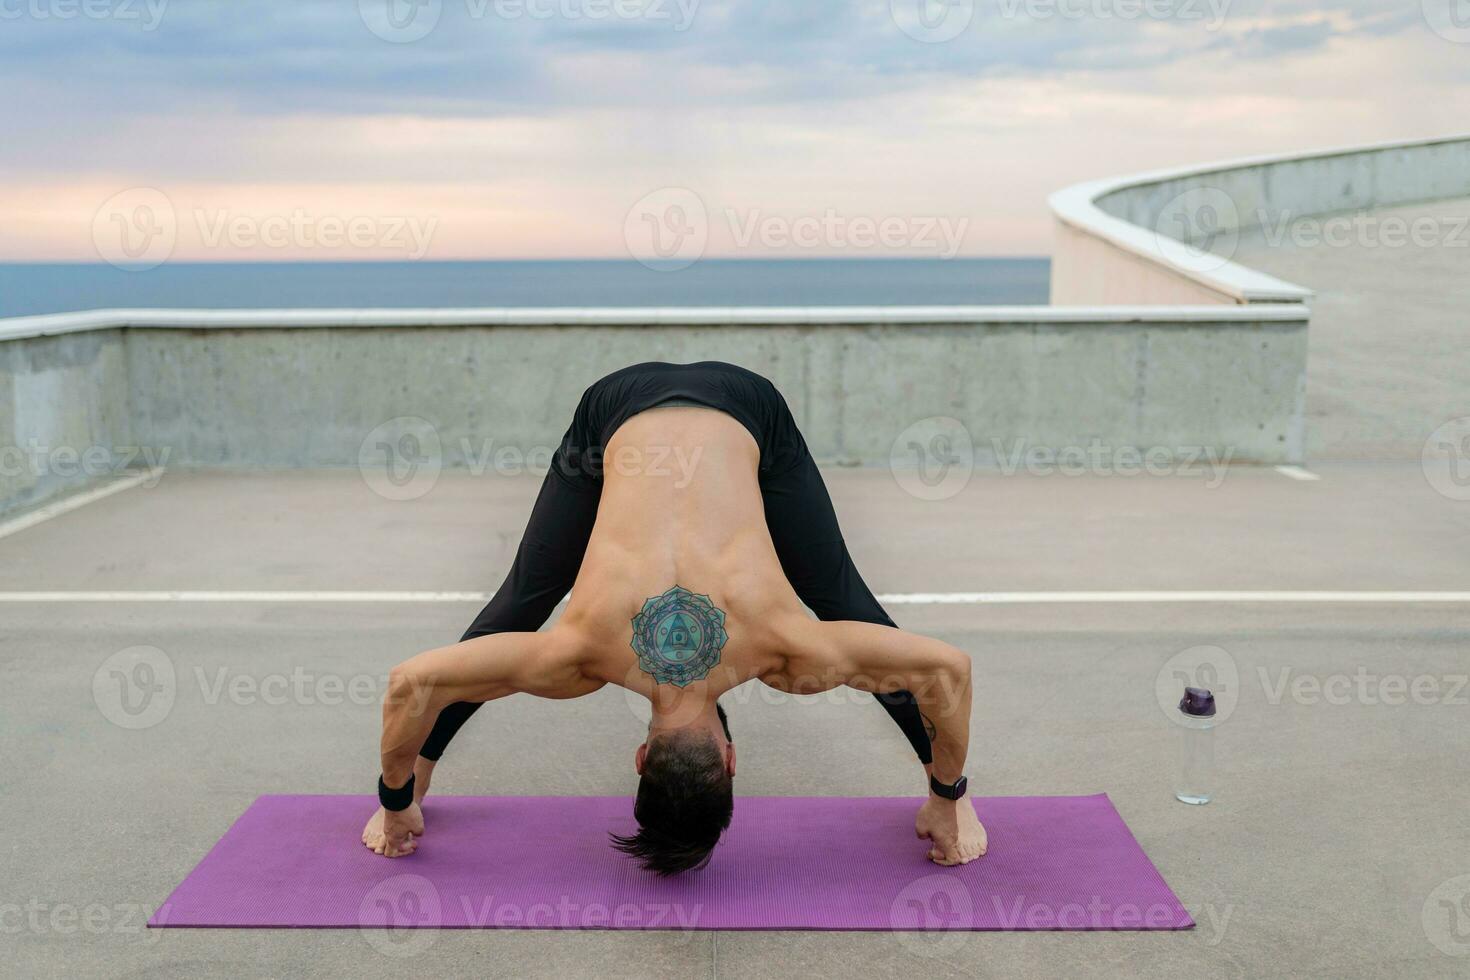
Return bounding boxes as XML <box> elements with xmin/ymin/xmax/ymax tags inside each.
<box><xmin>760</xmin><ymin>453</ymin><xmax>934</xmax><ymax>766</ymax></box>
<box><xmin>417</xmin><ymin>466</ymin><xmax>600</xmax><ymax>760</ymax></box>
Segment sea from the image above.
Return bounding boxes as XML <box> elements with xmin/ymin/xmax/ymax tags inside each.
<box><xmin>0</xmin><ymin>258</ymin><xmax>1049</xmax><ymax>318</ymax></box>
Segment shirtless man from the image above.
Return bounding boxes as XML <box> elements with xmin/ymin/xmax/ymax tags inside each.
<box><xmin>363</xmin><ymin>362</ymin><xmax>987</xmax><ymax>874</ymax></box>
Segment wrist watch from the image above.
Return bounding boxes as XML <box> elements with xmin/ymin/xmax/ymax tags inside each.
<box><xmin>929</xmin><ymin>773</ymin><xmax>968</xmax><ymax>800</ymax></box>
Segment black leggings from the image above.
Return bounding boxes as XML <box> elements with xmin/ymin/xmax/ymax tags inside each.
<box><xmin>418</xmin><ymin>362</ymin><xmax>932</xmax><ymax>765</ymax></box>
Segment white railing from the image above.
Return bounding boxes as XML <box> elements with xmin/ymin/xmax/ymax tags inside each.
<box><xmin>1048</xmin><ymin>134</ymin><xmax>1470</xmax><ymax>305</ymax></box>
<box><xmin>0</xmin><ymin>303</ymin><xmax>1310</xmax><ymax>343</ymax></box>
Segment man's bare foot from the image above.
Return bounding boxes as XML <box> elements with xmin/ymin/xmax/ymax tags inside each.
<box><xmin>915</xmin><ymin>796</ymin><xmax>988</xmax><ymax>866</ymax></box>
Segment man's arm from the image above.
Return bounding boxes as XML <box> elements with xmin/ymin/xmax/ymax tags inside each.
<box><xmin>774</xmin><ymin>618</ymin><xmax>987</xmax><ymax>865</ymax></box>
<box><xmin>372</xmin><ymin>627</ymin><xmax>602</xmax><ymax>857</ymax></box>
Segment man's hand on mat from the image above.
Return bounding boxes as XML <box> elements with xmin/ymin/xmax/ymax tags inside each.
<box><xmin>362</xmin><ymin>803</ymin><xmax>424</xmax><ymax>857</ymax></box>
<box><xmin>915</xmin><ymin>797</ymin><xmax>988</xmax><ymax>866</ymax></box>
<box><xmin>361</xmin><ymin>757</ymin><xmax>435</xmax><ymax>854</ymax></box>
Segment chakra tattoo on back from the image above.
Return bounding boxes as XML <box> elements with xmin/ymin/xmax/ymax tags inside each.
<box><xmin>631</xmin><ymin>586</ymin><xmax>729</xmax><ymax>687</ymax></box>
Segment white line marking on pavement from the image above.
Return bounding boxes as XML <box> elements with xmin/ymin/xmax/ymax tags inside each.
<box><xmin>877</xmin><ymin>591</ymin><xmax>1470</xmax><ymax>604</ymax></box>
<box><xmin>0</xmin><ymin>591</ymin><xmax>495</xmax><ymax>602</ymax></box>
<box><xmin>0</xmin><ymin>471</ymin><xmax>160</xmax><ymax>542</ymax></box>
<box><xmin>0</xmin><ymin>590</ymin><xmax>1469</xmax><ymax>604</ymax></box>
<box><xmin>1273</xmin><ymin>466</ymin><xmax>1321</xmax><ymax>481</ymax></box>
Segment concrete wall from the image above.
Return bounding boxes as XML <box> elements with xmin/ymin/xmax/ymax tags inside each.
<box><xmin>1050</xmin><ymin>222</ymin><xmax>1247</xmax><ymax>307</ymax></box>
<box><xmin>0</xmin><ymin>329</ymin><xmax>133</xmax><ymax>519</ymax></box>
<box><xmin>0</xmin><ymin>306</ymin><xmax>1309</xmax><ymax>518</ymax></box>
<box><xmin>1049</xmin><ymin>134</ymin><xmax>1470</xmax><ymax>306</ymax></box>
<box><xmin>128</xmin><ymin>318</ymin><xmax>1310</xmax><ymax>467</ymax></box>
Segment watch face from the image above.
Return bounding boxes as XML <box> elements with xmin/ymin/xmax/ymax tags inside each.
<box><xmin>953</xmin><ymin>776</ymin><xmax>968</xmax><ymax>798</ymax></box>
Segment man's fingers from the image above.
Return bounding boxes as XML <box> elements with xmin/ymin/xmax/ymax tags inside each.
<box><xmin>383</xmin><ymin>832</ymin><xmax>416</xmax><ymax>858</ymax></box>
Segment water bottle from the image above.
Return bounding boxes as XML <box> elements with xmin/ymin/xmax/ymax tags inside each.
<box><xmin>1175</xmin><ymin>686</ymin><xmax>1216</xmax><ymax>805</ymax></box>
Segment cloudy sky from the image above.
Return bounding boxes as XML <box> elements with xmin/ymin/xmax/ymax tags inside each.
<box><xmin>1</xmin><ymin>0</ymin><xmax>1466</xmax><ymax>261</ymax></box>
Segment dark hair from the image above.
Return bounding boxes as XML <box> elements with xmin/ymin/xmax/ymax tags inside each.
<box><xmin>610</xmin><ymin>705</ymin><xmax>733</xmax><ymax>876</ymax></box>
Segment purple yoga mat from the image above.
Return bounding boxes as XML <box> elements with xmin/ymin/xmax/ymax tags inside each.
<box><xmin>150</xmin><ymin>794</ymin><xmax>1192</xmax><ymax>931</ymax></box>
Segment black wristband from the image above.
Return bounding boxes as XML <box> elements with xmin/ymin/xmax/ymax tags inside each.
<box><xmin>929</xmin><ymin>773</ymin><xmax>968</xmax><ymax>800</ymax></box>
<box><xmin>378</xmin><ymin>773</ymin><xmax>416</xmax><ymax>812</ymax></box>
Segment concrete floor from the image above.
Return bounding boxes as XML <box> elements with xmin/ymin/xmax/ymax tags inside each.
<box><xmin>2</xmin><ymin>466</ymin><xmax>1469</xmax><ymax>979</ymax></box>
<box><xmin>1232</xmin><ymin>196</ymin><xmax>1470</xmax><ymax>461</ymax></box>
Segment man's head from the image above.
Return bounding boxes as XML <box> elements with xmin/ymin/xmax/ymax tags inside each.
<box><xmin>611</xmin><ymin>703</ymin><xmax>734</xmax><ymax>875</ymax></box>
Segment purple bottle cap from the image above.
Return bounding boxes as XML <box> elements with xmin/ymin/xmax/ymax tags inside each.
<box><xmin>1178</xmin><ymin>687</ymin><xmax>1216</xmax><ymax>717</ymax></box>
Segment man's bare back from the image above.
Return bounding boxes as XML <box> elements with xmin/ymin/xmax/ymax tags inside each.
<box><xmin>365</xmin><ymin>378</ymin><xmax>986</xmax><ymax>870</ymax></box>
<box><xmin>565</xmin><ymin>405</ymin><xmax>812</xmax><ymax>706</ymax></box>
